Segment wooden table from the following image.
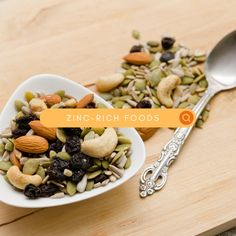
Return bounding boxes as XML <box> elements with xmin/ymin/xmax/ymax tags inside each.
<box><xmin>0</xmin><ymin>1</ymin><xmax>236</xmax><ymax>235</ymax></box>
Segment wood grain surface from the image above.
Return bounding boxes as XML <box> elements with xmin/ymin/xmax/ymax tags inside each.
<box><xmin>0</xmin><ymin>0</ymin><xmax>236</xmax><ymax>235</ymax></box>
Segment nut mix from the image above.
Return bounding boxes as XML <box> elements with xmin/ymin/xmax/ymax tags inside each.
<box><xmin>96</xmin><ymin>31</ymin><xmax>210</xmax><ymax>129</ymax></box>
<box><xmin>0</xmin><ymin>90</ymin><xmax>132</xmax><ymax>199</ymax></box>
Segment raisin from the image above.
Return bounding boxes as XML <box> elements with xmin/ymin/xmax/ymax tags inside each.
<box><xmin>136</xmin><ymin>100</ymin><xmax>152</xmax><ymax>108</ymax></box>
<box><xmin>94</xmin><ymin>173</ymin><xmax>107</xmax><ymax>184</ymax></box>
<box><xmin>71</xmin><ymin>169</ymin><xmax>85</xmax><ymax>183</ymax></box>
<box><xmin>63</xmin><ymin>128</ymin><xmax>82</xmax><ymax>137</ymax></box>
<box><xmin>51</xmin><ymin>157</ymin><xmax>70</xmax><ymax>170</ymax></box>
<box><xmin>160</xmin><ymin>51</ymin><xmax>174</xmax><ymax>63</ymax></box>
<box><xmin>47</xmin><ymin>166</ymin><xmax>66</xmax><ymax>181</ymax></box>
<box><xmin>16</xmin><ymin>114</ymin><xmax>37</xmax><ymax>130</ymax></box>
<box><xmin>85</xmin><ymin>102</ymin><xmax>96</xmax><ymax>108</ymax></box>
<box><xmin>39</xmin><ymin>184</ymin><xmax>59</xmax><ymax>197</ymax></box>
<box><xmin>12</xmin><ymin>128</ymin><xmax>29</xmax><ymax>138</ymax></box>
<box><xmin>130</xmin><ymin>45</ymin><xmax>143</xmax><ymax>53</ymax></box>
<box><xmin>70</xmin><ymin>153</ymin><xmax>93</xmax><ymax>171</ymax></box>
<box><xmin>161</xmin><ymin>37</ymin><xmax>175</xmax><ymax>50</ymax></box>
<box><xmin>48</xmin><ymin>140</ymin><xmax>64</xmax><ymax>153</ymax></box>
<box><xmin>65</xmin><ymin>136</ymin><xmax>81</xmax><ymax>154</ymax></box>
<box><xmin>24</xmin><ymin>184</ymin><xmax>41</xmax><ymax>199</ymax></box>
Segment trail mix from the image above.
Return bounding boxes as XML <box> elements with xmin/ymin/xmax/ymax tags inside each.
<box><xmin>0</xmin><ymin>91</ymin><xmax>132</xmax><ymax>199</ymax></box>
<box><xmin>96</xmin><ymin>31</ymin><xmax>210</xmax><ymax>128</ymax></box>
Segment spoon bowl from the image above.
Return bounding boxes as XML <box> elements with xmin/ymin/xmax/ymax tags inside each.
<box><xmin>206</xmin><ymin>30</ymin><xmax>236</xmax><ymax>90</ymax></box>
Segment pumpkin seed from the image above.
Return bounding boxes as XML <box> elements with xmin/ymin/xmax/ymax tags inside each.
<box><xmin>88</xmin><ymin>165</ymin><xmax>101</xmax><ymax>172</ymax></box>
<box><xmin>49</xmin><ymin>150</ymin><xmax>57</xmax><ymax>159</ymax></box>
<box><xmin>111</xmin><ymin>150</ymin><xmax>123</xmax><ymax>164</ymax></box>
<box><xmin>148</xmin><ymin>46</ymin><xmax>161</xmax><ymax>54</ymax></box>
<box><xmin>94</xmin><ymin>159</ymin><xmax>102</xmax><ymax>167</ymax></box>
<box><xmin>147</xmin><ymin>40</ymin><xmax>159</xmax><ymax>47</ymax></box>
<box><xmin>99</xmin><ymin>93</ymin><xmax>113</xmax><ymax>101</ymax></box>
<box><xmin>56</xmin><ymin>129</ymin><xmax>67</xmax><ymax>143</ymax></box>
<box><xmin>81</xmin><ymin>128</ymin><xmax>91</xmax><ymax>138</ymax></box>
<box><xmin>181</xmin><ymin>77</ymin><xmax>194</xmax><ymax>85</ymax></box>
<box><xmin>14</xmin><ymin>100</ymin><xmax>25</xmax><ymax>111</ymax></box>
<box><xmin>0</xmin><ymin>161</ymin><xmax>12</xmax><ymax>171</ymax></box>
<box><xmin>113</xmin><ymin>100</ymin><xmax>125</xmax><ymax>108</ymax></box>
<box><xmin>57</xmin><ymin>152</ymin><xmax>71</xmax><ymax>161</ymax></box>
<box><xmin>102</xmin><ymin>160</ymin><xmax>109</xmax><ymax>169</ymax></box>
<box><xmin>91</xmin><ymin>127</ymin><xmax>105</xmax><ymax>135</ymax></box>
<box><xmin>24</xmin><ymin>91</ymin><xmax>35</xmax><ymax>102</ymax></box>
<box><xmin>97</xmin><ymin>102</ymin><xmax>107</xmax><ymax>108</ymax></box>
<box><xmin>36</xmin><ymin>166</ymin><xmax>45</xmax><ymax>179</ymax></box>
<box><xmin>202</xmin><ymin>110</ymin><xmax>209</xmax><ymax>122</ymax></box>
<box><xmin>147</xmin><ymin>69</ymin><xmax>164</xmax><ymax>87</ymax></box>
<box><xmin>54</xmin><ymin>90</ymin><xmax>65</xmax><ymax>98</ymax></box>
<box><xmin>0</xmin><ymin>143</ymin><xmax>4</xmax><ymax>156</ymax></box>
<box><xmin>66</xmin><ymin>181</ymin><xmax>77</xmax><ymax>196</ymax></box>
<box><xmin>118</xmin><ymin>136</ymin><xmax>132</xmax><ymax>144</ymax></box>
<box><xmin>124</xmin><ymin>158</ymin><xmax>131</xmax><ymax>169</ymax></box>
<box><xmin>86</xmin><ymin>180</ymin><xmax>94</xmax><ymax>191</ymax></box>
<box><xmin>16</xmin><ymin>111</ymin><xmax>24</xmax><ymax>119</ymax></box>
<box><xmin>135</xmin><ymin>79</ymin><xmax>146</xmax><ymax>91</ymax></box>
<box><xmin>115</xmin><ymin>144</ymin><xmax>131</xmax><ymax>152</ymax></box>
<box><xmin>196</xmin><ymin>119</ymin><xmax>204</xmax><ymax>128</ymax></box>
<box><xmin>41</xmin><ymin>161</ymin><xmax>51</xmax><ymax>168</ymax></box>
<box><xmin>194</xmin><ymin>56</ymin><xmax>206</xmax><ymax>62</ymax></box>
<box><xmin>199</xmin><ymin>79</ymin><xmax>208</xmax><ymax>88</ymax></box>
<box><xmin>23</xmin><ymin>159</ymin><xmax>40</xmax><ymax>175</ymax></box>
<box><xmin>87</xmin><ymin>170</ymin><xmax>102</xmax><ymax>179</ymax></box>
<box><xmin>188</xmin><ymin>95</ymin><xmax>200</xmax><ymax>105</ymax></box>
<box><xmin>178</xmin><ymin>102</ymin><xmax>190</xmax><ymax>108</ymax></box>
<box><xmin>132</xmin><ymin>30</ymin><xmax>140</xmax><ymax>40</ymax></box>
<box><xmin>5</xmin><ymin>140</ymin><xmax>14</xmax><ymax>152</ymax></box>
<box><xmin>193</xmin><ymin>74</ymin><xmax>205</xmax><ymax>83</ymax></box>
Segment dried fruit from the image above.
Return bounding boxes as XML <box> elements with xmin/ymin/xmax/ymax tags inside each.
<box><xmin>24</xmin><ymin>184</ymin><xmax>40</xmax><ymax>199</ymax></box>
<box><xmin>123</xmin><ymin>52</ymin><xmax>152</xmax><ymax>65</ymax></box>
<box><xmin>130</xmin><ymin>45</ymin><xmax>143</xmax><ymax>53</ymax></box>
<box><xmin>136</xmin><ymin>100</ymin><xmax>152</xmax><ymax>108</ymax></box>
<box><xmin>65</xmin><ymin>136</ymin><xmax>81</xmax><ymax>154</ymax></box>
<box><xmin>29</xmin><ymin>120</ymin><xmax>56</xmax><ymax>141</ymax></box>
<box><xmin>14</xmin><ymin>135</ymin><xmax>49</xmax><ymax>153</ymax></box>
<box><xmin>69</xmin><ymin>153</ymin><xmax>93</xmax><ymax>171</ymax></box>
<box><xmin>160</xmin><ymin>51</ymin><xmax>175</xmax><ymax>62</ymax></box>
<box><xmin>161</xmin><ymin>37</ymin><xmax>175</xmax><ymax>50</ymax></box>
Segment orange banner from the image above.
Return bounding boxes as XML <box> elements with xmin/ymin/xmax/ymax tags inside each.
<box><xmin>40</xmin><ymin>109</ymin><xmax>195</xmax><ymax>128</ymax></box>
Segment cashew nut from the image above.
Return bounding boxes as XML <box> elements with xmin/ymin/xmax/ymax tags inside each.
<box><xmin>7</xmin><ymin>165</ymin><xmax>42</xmax><ymax>190</ymax></box>
<box><xmin>81</xmin><ymin>128</ymin><xmax>118</xmax><ymax>158</ymax></box>
<box><xmin>96</xmin><ymin>73</ymin><xmax>124</xmax><ymax>92</ymax></box>
<box><xmin>156</xmin><ymin>75</ymin><xmax>181</xmax><ymax>107</ymax></box>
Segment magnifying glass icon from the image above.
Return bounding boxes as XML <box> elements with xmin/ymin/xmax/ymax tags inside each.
<box><xmin>179</xmin><ymin>110</ymin><xmax>194</xmax><ymax>125</ymax></box>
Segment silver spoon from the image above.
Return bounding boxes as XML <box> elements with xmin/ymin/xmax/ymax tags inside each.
<box><xmin>140</xmin><ymin>30</ymin><xmax>236</xmax><ymax>198</ymax></box>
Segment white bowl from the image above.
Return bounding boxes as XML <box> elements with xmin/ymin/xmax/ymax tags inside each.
<box><xmin>0</xmin><ymin>74</ymin><xmax>146</xmax><ymax>208</ymax></box>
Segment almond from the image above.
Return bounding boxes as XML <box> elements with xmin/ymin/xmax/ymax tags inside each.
<box><xmin>41</xmin><ymin>94</ymin><xmax>61</xmax><ymax>107</ymax></box>
<box><xmin>76</xmin><ymin>94</ymin><xmax>94</xmax><ymax>108</ymax></box>
<box><xmin>123</xmin><ymin>52</ymin><xmax>152</xmax><ymax>65</ymax></box>
<box><xmin>14</xmin><ymin>135</ymin><xmax>49</xmax><ymax>153</ymax></box>
<box><xmin>29</xmin><ymin>120</ymin><xmax>56</xmax><ymax>140</ymax></box>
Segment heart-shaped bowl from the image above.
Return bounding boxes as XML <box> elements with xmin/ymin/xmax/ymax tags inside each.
<box><xmin>0</xmin><ymin>74</ymin><xmax>146</xmax><ymax>208</ymax></box>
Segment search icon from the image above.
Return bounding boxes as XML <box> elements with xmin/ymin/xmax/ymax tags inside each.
<box><xmin>179</xmin><ymin>110</ymin><xmax>194</xmax><ymax>125</ymax></box>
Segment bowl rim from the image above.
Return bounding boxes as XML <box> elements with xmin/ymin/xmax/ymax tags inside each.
<box><xmin>0</xmin><ymin>73</ymin><xmax>146</xmax><ymax>208</ymax></box>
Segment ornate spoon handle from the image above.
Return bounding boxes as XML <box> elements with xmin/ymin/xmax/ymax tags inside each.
<box><xmin>140</xmin><ymin>89</ymin><xmax>214</xmax><ymax>198</ymax></box>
